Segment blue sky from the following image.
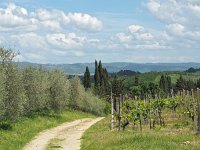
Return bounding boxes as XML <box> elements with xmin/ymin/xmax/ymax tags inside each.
<box><xmin>0</xmin><ymin>0</ymin><xmax>200</xmax><ymax>64</ymax></box>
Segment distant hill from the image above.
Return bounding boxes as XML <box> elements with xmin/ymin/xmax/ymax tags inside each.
<box><xmin>15</xmin><ymin>62</ymin><xmax>200</xmax><ymax>75</ymax></box>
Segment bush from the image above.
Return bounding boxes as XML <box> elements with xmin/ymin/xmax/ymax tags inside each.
<box><xmin>49</xmin><ymin>70</ymin><xmax>70</xmax><ymax>113</ymax></box>
<box><xmin>69</xmin><ymin>77</ymin><xmax>105</xmax><ymax>116</ymax></box>
<box><xmin>0</xmin><ymin>122</ymin><xmax>12</xmax><ymax>130</ymax></box>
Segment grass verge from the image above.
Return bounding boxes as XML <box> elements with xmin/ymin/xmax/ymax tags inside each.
<box><xmin>0</xmin><ymin>110</ymin><xmax>94</xmax><ymax>150</ymax></box>
<box><xmin>81</xmin><ymin>117</ymin><xmax>200</xmax><ymax>150</ymax></box>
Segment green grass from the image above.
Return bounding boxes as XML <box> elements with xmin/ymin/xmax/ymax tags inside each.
<box><xmin>0</xmin><ymin>110</ymin><xmax>95</xmax><ymax>150</ymax></box>
<box><xmin>81</xmin><ymin>117</ymin><xmax>200</xmax><ymax>150</ymax></box>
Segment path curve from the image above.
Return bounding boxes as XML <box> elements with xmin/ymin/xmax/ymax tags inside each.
<box><xmin>23</xmin><ymin>117</ymin><xmax>104</xmax><ymax>150</ymax></box>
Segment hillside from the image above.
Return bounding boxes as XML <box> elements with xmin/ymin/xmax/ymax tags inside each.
<box><xmin>16</xmin><ymin>62</ymin><xmax>200</xmax><ymax>75</ymax></box>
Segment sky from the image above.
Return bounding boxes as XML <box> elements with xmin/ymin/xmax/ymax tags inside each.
<box><xmin>0</xmin><ymin>0</ymin><xmax>200</xmax><ymax>64</ymax></box>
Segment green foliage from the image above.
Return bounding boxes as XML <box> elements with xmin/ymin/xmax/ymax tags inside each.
<box><xmin>49</xmin><ymin>70</ymin><xmax>70</xmax><ymax>113</ymax></box>
<box><xmin>22</xmin><ymin>67</ymin><xmax>50</xmax><ymax>114</ymax></box>
<box><xmin>159</xmin><ymin>74</ymin><xmax>172</xmax><ymax>97</ymax></box>
<box><xmin>83</xmin><ymin>66</ymin><xmax>91</xmax><ymax>89</ymax></box>
<box><xmin>94</xmin><ymin>60</ymin><xmax>110</xmax><ymax>97</ymax></box>
<box><xmin>0</xmin><ymin>122</ymin><xmax>12</xmax><ymax>130</ymax></box>
<box><xmin>94</xmin><ymin>60</ymin><xmax>100</xmax><ymax>88</ymax></box>
<box><xmin>112</xmin><ymin>75</ymin><xmax>124</xmax><ymax>97</ymax></box>
<box><xmin>0</xmin><ymin>65</ymin><xmax>6</xmax><ymax>120</ymax></box>
<box><xmin>197</xmin><ymin>78</ymin><xmax>200</xmax><ymax>88</ymax></box>
<box><xmin>70</xmin><ymin>76</ymin><xmax>105</xmax><ymax>115</ymax></box>
<box><xmin>0</xmin><ymin>48</ymin><xmax>105</xmax><ymax>123</ymax></box>
<box><xmin>134</xmin><ymin>75</ymin><xmax>139</xmax><ymax>86</ymax></box>
<box><xmin>69</xmin><ymin>76</ymin><xmax>85</xmax><ymax>109</ymax></box>
<box><xmin>120</xmin><ymin>95</ymin><xmax>197</xmax><ymax>131</ymax></box>
<box><xmin>175</xmin><ymin>75</ymin><xmax>196</xmax><ymax>92</ymax></box>
<box><xmin>130</xmin><ymin>86</ymin><xmax>141</xmax><ymax>98</ymax></box>
<box><xmin>4</xmin><ymin>63</ymin><xmax>26</xmax><ymax>121</ymax></box>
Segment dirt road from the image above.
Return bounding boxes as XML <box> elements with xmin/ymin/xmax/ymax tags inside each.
<box><xmin>23</xmin><ymin>117</ymin><xmax>104</xmax><ymax>150</ymax></box>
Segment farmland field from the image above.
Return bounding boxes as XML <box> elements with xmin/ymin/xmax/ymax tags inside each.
<box><xmin>81</xmin><ymin>117</ymin><xmax>200</xmax><ymax>150</ymax></box>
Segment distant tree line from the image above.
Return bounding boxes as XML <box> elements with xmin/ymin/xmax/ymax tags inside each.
<box><xmin>82</xmin><ymin>61</ymin><xmax>200</xmax><ymax>101</ymax></box>
<box><xmin>185</xmin><ymin>67</ymin><xmax>200</xmax><ymax>73</ymax></box>
<box><xmin>110</xmin><ymin>70</ymin><xmax>140</xmax><ymax>77</ymax></box>
<box><xmin>129</xmin><ymin>74</ymin><xmax>200</xmax><ymax>99</ymax></box>
<box><xmin>107</xmin><ymin>73</ymin><xmax>200</xmax><ymax>100</ymax></box>
<box><xmin>0</xmin><ymin>48</ymin><xmax>105</xmax><ymax>123</ymax></box>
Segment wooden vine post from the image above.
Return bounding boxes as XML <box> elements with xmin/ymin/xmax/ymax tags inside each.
<box><xmin>118</xmin><ymin>94</ymin><xmax>122</xmax><ymax>131</ymax></box>
<box><xmin>148</xmin><ymin>95</ymin><xmax>152</xmax><ymax>129</ymax></box>
<box><xmin>110</xmin><ymin>87</ymin><xmax>114</xmax><ymax>130</ymax></box>
<box><xmin>197</xmin><ymin>88</ymin><xmax>200</xmax><ymax>133</ymax></box>
<box><xmin>171</xmin><ymin>88</ymin><xmax>174</xmax><ymax>98</ymax></box>
<box><xmin>191</xmin><ymin>89</ymin><xmax>197</xmax><ymax>132</ymax></box>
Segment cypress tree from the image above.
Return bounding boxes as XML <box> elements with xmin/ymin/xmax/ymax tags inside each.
<box><xmin>83</xmin><ymin>66</ymin><xmax>91</xmax><ymax>89</ymax></box>
<box><xmin>94</xmin><ymin>60</ymin><xmax>100</xmax><ymax>88</ymax></box>
<box><xmin>159</xmin><ymin>74</ymin><xmax>172</xmax><ymax>96</ymax></box>
<box><xmin>112</xmin><ymin>75</ymin><xmax>124</xmax><ymax>97</ymax></box>
<box><xmin>134</xmin><ymin>75</ymin><xmax>139</xmax><ymax>86</ymax></box>
<box><xmin>94</xmin><ymin>60</ymin><xmax>109</xmax><ymax>96</ymax></box>
<box><xmin>175</xmin><ymin>75</ymin><xmax>185</xmax><ymax>92</ymax></box>
<box><xmin>98</xmin><ymin>60</ymin><xmax>103</xmax><ymax>86</ymax></box>
<box><xmin>159</xmin><ymin>75</ymin><xmax>165</xmax><ymax>91</ymax></box>
<box><xmin>166</xmin><ymin>75</ymin><xmax>172</xmax><ymax>93</ymax></box>
<box><xmin>104</xmin><ymin>68</ymin><xmax>109</xmax><ymax>79</ymax></box>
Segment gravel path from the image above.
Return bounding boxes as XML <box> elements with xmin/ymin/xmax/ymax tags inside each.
<box><xmin>23</xmin><ymin>117</ymin><xmax>104</xmax><ymax>150</ymax></box>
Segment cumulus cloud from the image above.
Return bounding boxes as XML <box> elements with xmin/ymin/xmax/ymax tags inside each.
<box><xmin>0</xmin><ymin>3</ymin><xmax>103</xmax><ymax>32</ymax></box>
<box><xmin>114</xmin><ymin>24</ymin><xmax>168</xmax><ymax>50</ymax></box>
<box><xmin>46</xmin><ymin>33</ymin><xmax>87</xmax><ymax>50</ymax></box>
<box><xmin>167</xmin><ymin>23</ymin><xmax>185</xmax><ymax>35</ymax></box>
<box><xmin>0</xmin><ymin>3</ymin><xmax>105</xmax><ymax>63</ymax></box>
<box><xmin>1</xmin><ymin>1</ymin><xmax>199</xmax><ymax>63</ymax></box>
<box><xmin>116</xmin><ymin>33</ymin><xmax>132</xmax><ymax>42</ymax></box>
<box><xmin>147</xmin><ymin>0</ymin><xmax>160</xmax><ymax>13</ymax></box>
<box><xmin>0</xmin><ymin>3</ymin><xmax>29</xmax><ymax>27</ymax></box>
<box><xmin>67</xmin><ymin>13</ymin><xmax>102</xmax><ymax>31</ymax></box>
<box><xmin>146</xmin><ymin>0</ymin><xmax>200</xmax><ymax>51</ymax></box>
<box><xmin>128</xmin><ymin>25</ymin><xmax>144</xmax><ymax>33</ymax></box>
<box><xmin>146</xmin><ymin>0</ymin><xmax>200</xmax><ymax>30</ymax></box>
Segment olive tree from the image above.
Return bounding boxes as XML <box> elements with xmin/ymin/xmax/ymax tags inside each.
<box><xmin>49</xmin><ymin>70</ymin><xmax>70</xmax><ymax>112</ymax></box>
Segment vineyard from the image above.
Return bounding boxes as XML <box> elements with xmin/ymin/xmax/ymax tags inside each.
<box><xmin>111</xmin><ymin>89</ymin><xmax>200</xmax><ymax>133</ymax></box>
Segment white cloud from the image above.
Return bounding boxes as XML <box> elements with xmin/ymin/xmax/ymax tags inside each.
<box><xmin>46</xmin><ymin>33</ymin><xmax>87</xmax><ymax>50</ymax></box>
<box><xmin>0</xmin><ymin>1</ymin><xmax>199</xmax><ymax>63</ymax></box>
<box><xmin>146</xmin><ymin>0</ymin><xmax>200</xmax><ymax>51</ymax></box>
<box><xmin>24</xmin><ymin>53</ymin><xmax>45</xmax><ymax>61</ymax></box>
<box><xmin>167</xmin><ymin>23</ymin><xmax>185</xmax><ymax>35</ymax></box>
<box><xmin>116</xmin><ymin>33</ymin><xmax>132</xmax><ymax>42</ymax></box>
<box><xmin>0</xmin><ymin>3</ymin><xmax>29</xmax><ymax>27</ymax></box>
<box><xmin>134</xmin><ymin>42</ymin><xmax>166</xmax><ymax>50</ymax></box>
<box><xmin>0</xmin><ymin>3</ymin><xmax>103</xmax><ymax>32</ymax></box>
<box><xmin>68</xmin><ymin>13</ymin><xmax>103</xmax><ymax>31</ymax></box>
<box><xmin>11</xmin><ymin>32</ymin><xmax>46</xmax><ymax>49</ymax></box>
<box><xmin>146</xmin><ymin>0</ymin><xmax>186</xmax><ymax>24</ymax></box>
<box><xmin>147</xmin><ymin>0</ymin><xmax>160</xmax><ymax>12</ymax></box>
<box><xmin>128</xmin><ymin>25</ymin><xmax>144</xmax><ymax>33</ymax></box>
<box><xmin>114</xmin><ymin>24</ymin><xmax>165</xmax><ymax>50</ymax></box>
<box><xmin>135</xmin><ymin>32</ymin><xmax>154</xmax><ymax>40</ymax></box>
<box><xmin>41</xmin><ymin>20</ymin><xmax>62</xmax><ymax>31</ymax></box>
